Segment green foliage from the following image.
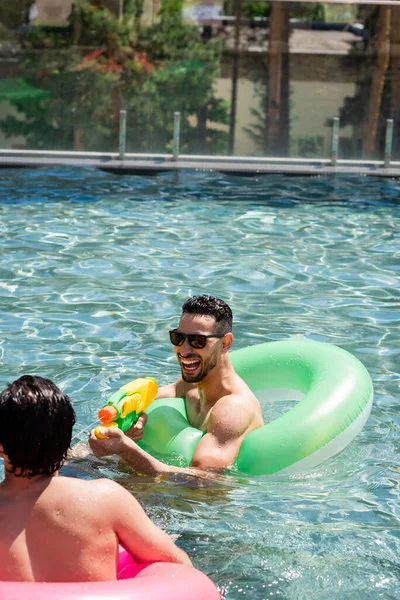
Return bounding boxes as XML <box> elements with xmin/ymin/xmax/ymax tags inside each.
<box><xmin>242</xmin><ymin>2</ymin><xmax>270</xmax><ymax>19</ymax></box>
<box><xmin>22</xmin><ymin>26</ymin><xmax>72</xmax><ymax>48</ymax></box>
<box><xmin>71</xmin><ymin>0</ymin><xmax>136</xmax><ymax>46</ymax></box>
<box><xmin>292</xmin><ymin>135</ymin><xmax>325</xmax><ymax>158</ymax></box>
<box><xmin>0</xmin><ymin>0</ymin><xmax>228</xmax><ymax>154</ymax></box>
<box><xmin>0</xmin><ymin>50</ymin><xmax>120</xmax><ymax>150</ymax></box>
<box><xmin>124</xmin><ymin>0</ymin><xmax>145</xmax><ymax>29</ymax></box>
<box><xmin>311</xmin><ymin>3</ymin><xmax>326</xmax><ymax>23</ymax></box>
<box><xmin>129</xmin><ymin>11</ymin><xmax>228</xmax><ymax>153</ymax></box>
<box><xmin>158</xmin><ymin>0</ymin><xmax>183</xmax><ymax>21</ymax></box>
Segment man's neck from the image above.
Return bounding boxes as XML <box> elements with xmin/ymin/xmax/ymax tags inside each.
<box><xmin>196</xmin><ymin>356</ymin><xmax>236</xmax><ymax>404</ymax></box>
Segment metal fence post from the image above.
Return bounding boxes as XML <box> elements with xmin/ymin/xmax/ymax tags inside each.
<box><xmin>331</xmin><ymin>117</ymin><xmax>339</xmax><ymax>167</ymax></box>
<box><xmin>384</xmin><ymin>119</ymin><xmax>393</xmax><ymax>168</ymax></box>
<box><xmin>119</xmin><ymin>110</ymin><xmax>127</xmax><ymax>160</ymax></box>
<box><xmin>173</xmin><ymin>112</ymin><xmax>181</xmax><ymax>161</ymax></box>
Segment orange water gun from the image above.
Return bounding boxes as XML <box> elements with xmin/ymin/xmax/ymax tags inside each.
<box><xmin>94</xmin><ymin>377</ymin><xmax>158</xmax><ymax>439</ymax></box>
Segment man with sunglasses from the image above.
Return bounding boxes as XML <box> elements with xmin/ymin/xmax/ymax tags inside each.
<box><xmin>89</xmin><ymin>295</ymin><xmax>264</xmax><ymax>476</ymax></box>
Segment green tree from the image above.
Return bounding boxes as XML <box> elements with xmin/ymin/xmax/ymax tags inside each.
<box><xmin>0</xmin><ymin>0</ymin><xmax>228</xmax><ymax>153</ymax></box>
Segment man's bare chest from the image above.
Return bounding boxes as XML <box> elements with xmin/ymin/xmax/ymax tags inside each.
<box><xmin>185</xmin><ymin>392</ymin><xmax>213</xmax><ymax>432</ymax></box>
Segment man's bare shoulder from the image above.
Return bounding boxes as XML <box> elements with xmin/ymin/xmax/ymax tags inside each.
<box><xmin>50</xmin><ymin>476</ymin><xmax>127</xmax><ymax>503</ymax></box>
<box><xmin>0</xmin><ymin>476</ymin><xmax>117</xmax><ymax>498</ymax></box>
<box><xmin>212</xmin><ymin>392</ymin><xmax>256</xmax><ymax>414</ymax></box>
<box><xmin>56</xmin><ymin>475</ymin><xmax>121</xmax><ymax>490</ymax></box>
<box><xmin>208</xmin><ymin>392</ymin><xmax>263</xmax><ymax>435</ymax></box>
<box><xmin>216</xmin><ymin>373</ymin><xmax>261</xmax><ymax>411</ymax></box>
<box><xmin>39</xmin><ymin>476</ymin><xmax>142</xmax><ymax>525</ymax></box>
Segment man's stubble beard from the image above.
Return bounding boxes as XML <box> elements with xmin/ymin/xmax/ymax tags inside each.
<box><xmin>181</xmin><ymin>347</ymin><xmax>219</xmax><ymax>384</ymax></box>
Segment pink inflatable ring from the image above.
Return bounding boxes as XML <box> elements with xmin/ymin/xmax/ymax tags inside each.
<box><xmin>0</xmin><ymin>548</ymin><xmax>220</xmax><ymax>600</ymax></box>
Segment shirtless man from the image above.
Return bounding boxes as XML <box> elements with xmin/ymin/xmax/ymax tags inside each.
<box><xmin>89</xmin><ymin>295</ymin><xmax>264</xmax><ymax>476</ymax></box>
<box><xmin>0</xmin><ymin>375</ymin><xmax>191</xmax><ymax>582</ymax></box>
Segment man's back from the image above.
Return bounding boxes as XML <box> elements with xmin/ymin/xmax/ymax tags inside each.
<box><xmin>0</xmin><ymin>475</ymin><xmax>190</xmax><ymax>582</ymax></box>
<box><xmin>0</xmin><ymin>477</ymin><xmax>123</xmax><ymax>582</ymax></box>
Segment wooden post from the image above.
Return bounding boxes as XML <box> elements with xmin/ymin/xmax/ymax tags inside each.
<box><xmin>363</xmin><ymin>6</ymin><xmax>391</xmax><ymax>158</ymax></box>
<box><xmin>228</xmin><ymin>0</ymin><xmax>242</xmax><ymax>155</ymax></box>
<box><xmin>390</xmin><ymin>6</ymin><xmax>400</xmax><ymax>156</ymax></box>
<box><xmin>265</xmin><ymin>1</ymin><xmax>290</xmax><ymax>156</ymax></box>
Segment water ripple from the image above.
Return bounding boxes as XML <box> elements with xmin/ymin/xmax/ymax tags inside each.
<box><xmin>0</xmin><ymin>167</ymin><xmax>399</xmax><ymax>599</ymax></box>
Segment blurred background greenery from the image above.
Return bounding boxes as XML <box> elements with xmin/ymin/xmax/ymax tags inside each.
<box><xmin>0</xmin><ymin>1</ymin><xmax>398</xmax><ymax>159</ymax></box>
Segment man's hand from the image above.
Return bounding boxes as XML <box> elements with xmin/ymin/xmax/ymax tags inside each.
<box><xmin>124</xmin><ymin>412</ymin><xmax>148</xmax><ymax>441</ymax></box>
<box><xmin>89</xmin><ymin>425</ymin><xmax>170</xmax><ymax>476</ymax></box>
<box><xmin>88</xmin><ymin>426</ymin><xmax>129</xmax><ymax>458</ymax></box>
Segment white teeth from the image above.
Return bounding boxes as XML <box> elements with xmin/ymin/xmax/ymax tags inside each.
<box><xmin>181</xmin><ymin>358</ymin><xmax>200</xmax><ymax>370</ymax></box>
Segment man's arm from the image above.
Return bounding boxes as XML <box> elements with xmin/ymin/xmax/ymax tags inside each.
<box><xmin>97</xmin><ymin>479</ymin><xmax>192</xmax><ymax>565</ymax></box>
<box><xmin>190</xmin><ymin>395</ymin><xmax>252</xmax><ymax>470</ymax></box>
<box><xmin>89</xmin><ymin>428</ymin><xmax>212</xmax><ymax>479</ymax></box>
<box><xmin>89</xmin><ymin>394</ymin><xmax>253</xmax><ymax>477</ymax></box>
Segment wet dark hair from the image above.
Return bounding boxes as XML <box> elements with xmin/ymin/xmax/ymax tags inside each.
<box><xmin>0</xmin><ymin>375</ymin><xmax>76</xmax><ymax>478</ymax></box>
<box><xmin>181</xmin><ymin>295</ymin><xmax>233</xmax><ymax>334</ymax></box>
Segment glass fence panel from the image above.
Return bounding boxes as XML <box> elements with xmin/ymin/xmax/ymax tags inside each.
<box><xmin>0</xmin><ymin>1</ymin><xmax>398</xmax><ymax>161</ymax></box>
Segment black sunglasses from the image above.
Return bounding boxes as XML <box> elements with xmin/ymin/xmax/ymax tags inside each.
<box><xmin>169</xmin><ymin>329</ymin><xmax>225</xmax><ymax>349</ymax></box>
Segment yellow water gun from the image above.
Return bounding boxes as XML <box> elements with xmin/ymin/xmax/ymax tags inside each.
<box><xmin>94</xmin><ymin>377</ymin><xmax>158</xmax><ymax>439</ymax></box>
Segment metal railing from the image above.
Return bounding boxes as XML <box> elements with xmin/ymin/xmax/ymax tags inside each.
<box><xmin>0</xmin><ymin>111</ymin><xmax>398</xmax><ymax>177</ymax></box>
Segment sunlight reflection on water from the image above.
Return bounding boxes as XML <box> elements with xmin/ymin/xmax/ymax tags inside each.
<box><xmin>0</xmin><ymin>167</ymin><xmax>399</xmax><ymax>599</ymax></box>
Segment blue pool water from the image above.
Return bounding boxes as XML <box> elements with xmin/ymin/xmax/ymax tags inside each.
<box><xmin>0</xmin><ymin>167</ymin><xmax>399</xmax><ymax>598</ymax></box>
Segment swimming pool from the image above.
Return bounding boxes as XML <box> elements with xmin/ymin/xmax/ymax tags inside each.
<box><xmin>0</xmin><ymin>167</ymin><xmax>398</xmax><ymax>598</ymax></box>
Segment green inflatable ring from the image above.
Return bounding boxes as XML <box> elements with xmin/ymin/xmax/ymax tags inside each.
<box><xmin>140</xmin><ymin>341</ymin><xmax>373</xmax><ymax>476</ymax></box>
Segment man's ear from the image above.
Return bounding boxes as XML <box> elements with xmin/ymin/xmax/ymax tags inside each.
<box><xmin>0</xmin><ymin>443</ymin><xmax>5</xmax><ymax>456</ymax></box>
<box><xmin>222</xmin><ymin>332</ymin><xmax>233</xmax><ymax>351</ymax></box>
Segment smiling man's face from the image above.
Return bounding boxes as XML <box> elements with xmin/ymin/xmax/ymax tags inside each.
<box><xmin>174</xmin><ymin>313</ymin><xmax>224</xmax><ymax>383</ymax></box>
